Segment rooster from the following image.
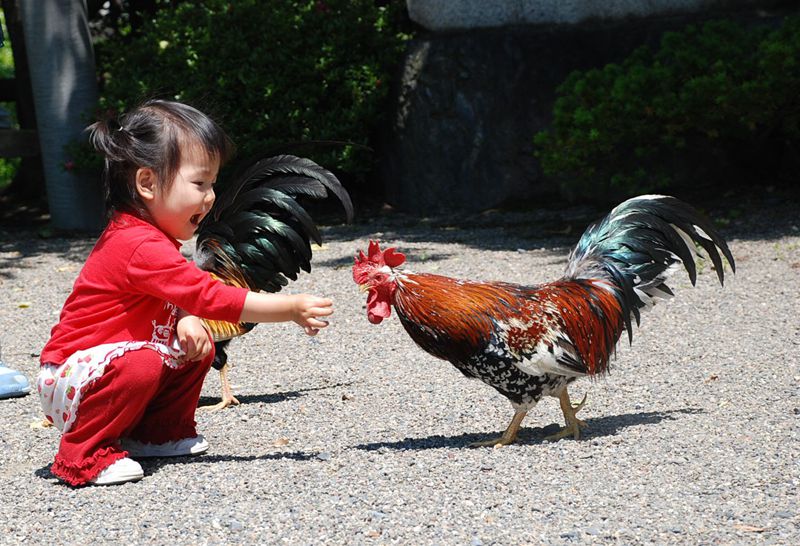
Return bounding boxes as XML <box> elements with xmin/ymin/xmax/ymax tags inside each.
<box><xmin>194</xmin><ymin>154</ymin><xmax>353</xmax><ymax>410</ymax></box>
<box><xmin>353</xmin><ymin>195</ymin><xmax>734</xmax><ymax>446</ymax></box>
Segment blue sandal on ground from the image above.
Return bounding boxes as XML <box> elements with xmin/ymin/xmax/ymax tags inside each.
<box><xmin>0</xmin><ymin>364</ymin><xmax>32</xmax><ymax>399</ymax></box>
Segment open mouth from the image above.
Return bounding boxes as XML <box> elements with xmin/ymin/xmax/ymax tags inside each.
<box><xmin>190</xmin><ymin>213</ymin><xmax>201</xmax><ymax>226</ymax></box>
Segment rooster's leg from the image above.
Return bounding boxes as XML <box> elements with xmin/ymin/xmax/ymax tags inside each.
<box><xmin>544</xmin><ymin>388</ymin><xmax>588</xmax><ymax>441</ymax></box>
<box><xmin>470</xmin><ymin>410</ymin><xmax>527</xmax><ymax>449</ymax></box>
<box><xmin>198</xmin><ymin>363</ymin><xmax>241</xmax><ymax>411</ymax></box>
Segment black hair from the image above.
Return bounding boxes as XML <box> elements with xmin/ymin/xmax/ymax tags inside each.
<box><xmin>88</xmin><ymin>99</ymin><xmax>235</xmax><ymax>218</ymax></box>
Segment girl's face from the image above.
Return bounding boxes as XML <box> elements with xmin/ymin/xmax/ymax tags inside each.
<box><xmin>138</xmin><ymin>140</ymin><xmax>220</xmax><ymax>241</ymax></box>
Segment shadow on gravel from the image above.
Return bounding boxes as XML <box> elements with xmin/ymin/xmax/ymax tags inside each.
<box><xmin>33</xmin><ymin>449</ymin><xmax>322</xmax><ymax>484</ymax></box>
<box><xmin>197</xmin><ymin>391</ymin><xmax>302</xmax><ymax>407</ymax></box>
<box><xmin>7</xmin><ymin>200</ymin><xmax>793</xmax><ymax>281</ymax></box>
<box><xmin>353</xmin><ymin>407</ymin><xmax>704</xmax><ymax>451</ymax></box>
<box><xmin>584</xmin><ymin>407</ymin><xmax>705</xmax><ymax>438</ymax></box>
<box><xmin>3</xmin><ymin>190</ymin><xmax>796</xmax><ymax>277</ymax></box>
<box><xmin>197</xmin><ymin>381</ymin><xmax>356</xmax><ymax>408</ymax></box>
<box><xmin>140</xmin><ymin>451</ymin><xmax>320</xmax><ymax>473</ymax></box>
<box><xmin>0</xmin><ymin>237</ymin><xmax>95</xmax><ymax>280</ymax></box>
<box><xmin>33</xmin><ymin>466</ymin><xmax>57</xmax><ymax>481</ymax></box>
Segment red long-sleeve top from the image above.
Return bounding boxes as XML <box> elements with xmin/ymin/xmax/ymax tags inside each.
<box><xmin>41</xmin><ymin>212</ymin><xmax>249</xmax><ymax>365</ymax></box>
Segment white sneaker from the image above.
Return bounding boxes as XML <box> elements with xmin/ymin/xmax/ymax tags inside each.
<box><xmin>90</xmin><ymin>457</ymin><xmax>144</xmax><ymax>485</ymax></box>
<box><xmin>121</xmin><ymin>435</ymin><xmax>209</xmax><ymax>458</ymax></box>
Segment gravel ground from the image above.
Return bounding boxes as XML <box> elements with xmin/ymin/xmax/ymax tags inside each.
<box><xmin>0</xmin><ymin>195</ymin><xmax>798</xmax><ymax>545</ymax></box>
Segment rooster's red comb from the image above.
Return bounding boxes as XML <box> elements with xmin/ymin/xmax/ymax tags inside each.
<box><xmin>353</xmin><ymin>240</ymin><xmax>406</xmax><ymax>283</ymax></box>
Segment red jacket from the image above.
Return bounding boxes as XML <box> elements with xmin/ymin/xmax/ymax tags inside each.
<box><xmin>41</xmin><ymin>212</ymin><xmax>248</xmax><ymax>365</ymax></box>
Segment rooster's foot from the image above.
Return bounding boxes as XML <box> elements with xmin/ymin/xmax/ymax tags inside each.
<box><xmin>198</xmin><ymin>363</ymin><xmax>240</xmax><ymax>411</ymax></box>
<box><xmin>544</xmin><ymin>391</ymin><xmax>588</xmax><ymax>441</ymax></box>
<box><xmin>544</xmin><ymin>420</ymin><xmax>587</xmax><ymax>441</ymax></box>
<box><xmin>198</xmin><ymin>394</ymin><xmax>240</xmax><ymax>412</ymax></box>
<box><xmin>30</xmin><ymin>418</ymin><xmax>53</xmax><ymax>429</ymax></box>
<box><xmin>469</xmin><ymin>411</ymin><xmax>527</xmax><ymax>449</ymax></box>
<box><xmin>469</xmin><ymin>436</ymin><xmax>515</xmax><ymax>449</ymax></box>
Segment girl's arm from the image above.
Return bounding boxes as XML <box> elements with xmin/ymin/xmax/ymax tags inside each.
<box><xmin>239</xmin><ymin>292</ymin><xmax>333</xmax><ymax>336</ymax></box>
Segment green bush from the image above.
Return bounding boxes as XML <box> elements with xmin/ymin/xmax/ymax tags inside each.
<box><xmin>534</xmin><ymin>16</ymin><xmax>800</xmax><ymax>202</ymax></box>
<box><xmin>85</xmin><ymin>0</ymin><xmax>411</xmax><ymax>187</ymax></box>
<box><xmin>0</xmin><ymin>11</ymin><xmax>19</xmax><ymax>192</ymax></box>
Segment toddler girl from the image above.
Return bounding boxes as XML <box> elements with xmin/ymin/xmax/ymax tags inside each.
<box><xmin>38</xmin><ymin>100</ymin><xmax>333</xmax><ymax>486</ymax></box>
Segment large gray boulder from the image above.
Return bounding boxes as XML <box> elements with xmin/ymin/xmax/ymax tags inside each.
<box><xmin>406</xmin><ymin>0</ymin><xmax>763</xmax><ymax>30</ymax></box>
<box><xmin>380</xmin><ymin>23</ymin><xmax>651</xmax><ymax>213</ymax></box>
<box><xmin>380</xmin><ymin>4</ymin><xmax>793</xmax><ymax>213</ymax></box>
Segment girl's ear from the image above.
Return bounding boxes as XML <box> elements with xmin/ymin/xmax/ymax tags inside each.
<box><xmin>135</xmin><ymin>168</ymin><xmax>157</xmax><ymax>201</ymax></box>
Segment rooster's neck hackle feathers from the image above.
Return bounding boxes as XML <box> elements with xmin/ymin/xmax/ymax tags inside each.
<box><xmin>394</xmin><ymin>273</ymin><xmax>524</xmax><ymax>362</ymax></box>
<box><xmin>196</xmin><ymin>241</ymin><xmax>253</xmax><ymax>289</ymax></box>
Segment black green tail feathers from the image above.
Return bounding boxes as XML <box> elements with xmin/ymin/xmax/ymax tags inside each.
<box><xmin>196</xmin><ymin>154</ymin><xmax>353</xmax><ymax>293</ymax></box>
<box><xmin>564</xmin><ymin>195</ymin><xmax>735</xmax><ymax>343</ymax></box>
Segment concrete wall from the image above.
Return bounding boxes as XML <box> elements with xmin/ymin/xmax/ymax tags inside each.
<box><xmin>407</xmin><ymin>0</ymin><xmax>765</xmax><ymax>30</ymax></box>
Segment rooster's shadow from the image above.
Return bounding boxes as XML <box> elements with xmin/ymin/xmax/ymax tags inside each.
<box><xmin>197</xmin><ymin>381</ymin><xmax>356</xmax><ymax>407</ymax></box>
<box><xmin>354</xmin><ymin>407</ymin><xmax>705</xmax><ymax>451</ymax></box>
<box><xmin>197</xmin><ymin>392</ymin><xmax>301</xmax><ymax>407</ymax></box>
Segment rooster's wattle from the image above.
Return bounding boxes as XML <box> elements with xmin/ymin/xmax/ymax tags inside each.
<box><xmin>353</xmin><ymin>195</ymin><xmax>735</xmax><ymax>446</ymax></box>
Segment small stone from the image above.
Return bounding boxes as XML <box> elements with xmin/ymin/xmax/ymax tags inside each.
<box><xmin>317</xmin><ymin>451</ymin><xmax>332</xmax><ymax>461</ymax></box>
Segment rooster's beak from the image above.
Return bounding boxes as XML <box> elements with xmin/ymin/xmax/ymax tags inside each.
<box><xmin>359</xmin><ymin>284</ymin><xmax>370</xmax><ymax>293</ymax></box>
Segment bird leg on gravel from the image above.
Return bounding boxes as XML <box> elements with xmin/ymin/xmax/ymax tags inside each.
<box><xmin>198</xmin><ymin>362</ymin><xmax>240</xmax><ymax>411</ymax></box>
<box><xmin>30</xmin><ymin>418</ymin><xmax>53</xmax><ymax>429</ymax></box>
<box><xmin>470</xmin><ymin>410</ymin><xmax>527</xmax><ymax>449</ymax></box>
<box><xmin>544</xmin><ymin>389</ymin><xmax>587</xmax><ymax>441</ymax></box>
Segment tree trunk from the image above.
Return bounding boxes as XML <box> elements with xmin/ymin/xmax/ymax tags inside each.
<box><xmin>0</xmin><ymin>0</ymin><xmax>45</xmax><ymax>204</ymax></box>
<box><xmin>18</xmin><ymin>0</ymin><xmax>104</xmax><ymax>231</ymax></box>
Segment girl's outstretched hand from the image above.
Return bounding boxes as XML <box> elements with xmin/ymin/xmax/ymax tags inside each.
<box><xmin>292</xmin><ymin>294</ymin><xmax>333</xmax><ymax>336</ymax></box>
<box><xmin>240</xmin><ymin>291</ymin><xmax>333</xmax><ymax>333</ymax></box>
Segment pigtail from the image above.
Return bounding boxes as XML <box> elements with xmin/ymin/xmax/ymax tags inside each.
<box><xmin>86</xmin><ymin>118</ymin><xmax>131</xmax><ymax>162</ymax></box>
<box><xmin>87</xmin><ymin>115</ymin><xmax>141</xmax><ymax>218</ymax></box>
